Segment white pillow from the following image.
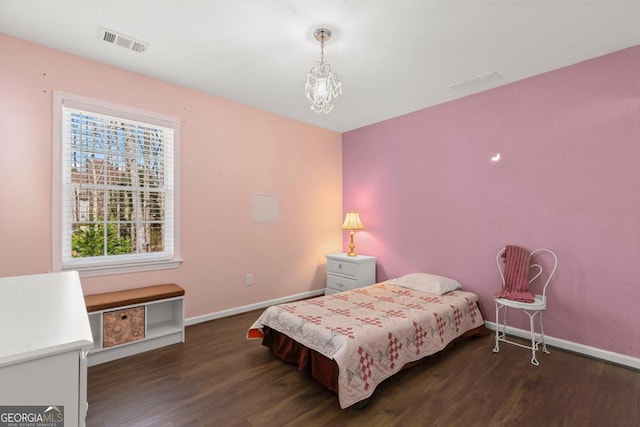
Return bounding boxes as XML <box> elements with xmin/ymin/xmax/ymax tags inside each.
<box><xmin>389</xmin><ymin>273</ymin><xmax>462</xmax><ymax>295</ymax></box>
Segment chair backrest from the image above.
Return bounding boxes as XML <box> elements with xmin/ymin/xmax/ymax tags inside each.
<box><xmin>496</xmin><ymin>247</ymin><xmax>558</xmax><ymax>299</ymax></box>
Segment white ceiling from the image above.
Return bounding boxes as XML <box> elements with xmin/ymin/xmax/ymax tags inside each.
<box><xmin>1</xmin><ymin>1</ymin><xmax>639</xmax><ymax>132</ymax></box>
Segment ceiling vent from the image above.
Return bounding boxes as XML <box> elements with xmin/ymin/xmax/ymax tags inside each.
<box><xmin>98</xmin><ymin>27</ymin><xmax>149</xmax><ymax>53</ymax></box>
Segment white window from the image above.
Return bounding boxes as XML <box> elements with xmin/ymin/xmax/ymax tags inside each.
<box><xmin>53</xmin><ymin>91</ymin><xmax>181</xmax><ymax>276</ymax></box>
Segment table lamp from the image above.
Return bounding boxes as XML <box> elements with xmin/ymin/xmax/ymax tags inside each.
<box><xmin>342</xmin><ymin>212</ymin><xmax>364</xmax><ymax>256</ymax></box>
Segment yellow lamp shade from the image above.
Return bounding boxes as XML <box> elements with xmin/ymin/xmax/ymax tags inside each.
<box><xmin>342</xmin><ymin>212</ymin><xmax>364</xmax><ymax>230</ymax></box>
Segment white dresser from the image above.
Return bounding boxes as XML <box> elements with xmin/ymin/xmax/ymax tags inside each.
<box><xmin>325</xmin><ymin>253</ymin><xmax>376</xmax><ymax>295</ymax></box>
<box><xmin>0</xmin><ymin>271</ymin><xmax>93</xmax><ymax>427</ymax></box>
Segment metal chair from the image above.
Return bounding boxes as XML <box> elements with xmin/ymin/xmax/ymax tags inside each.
<box><xmin>492</xmin><ymin>247</ymin><xmax>558</xmax><ymax>365</ymax></box>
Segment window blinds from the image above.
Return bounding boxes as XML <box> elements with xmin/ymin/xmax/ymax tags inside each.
<box><xmin>59</xmin><ymin>102</ymin><xmax>175</xmax><ymax>268</ymax></box>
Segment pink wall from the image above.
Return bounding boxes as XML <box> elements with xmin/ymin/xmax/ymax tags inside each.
<box><xmin>343</xmin><ymin>46</ymin><xmax>640</xmax><ymax>358</ymax></box>
<box><xmin>0</xmin><ymin>33</ymin><xmax>343</xmax><ymax>318</ymax></box>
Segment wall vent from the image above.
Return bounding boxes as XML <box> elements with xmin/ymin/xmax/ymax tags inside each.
<box><xmin>449</xmin><ymin>71</ymin><xmax>503</xmax><ymax>94</ymax></box>
<box><xmin>98</xmin><ymin>27</ymin><xmax>149</xmax><ymax>53</ymax></box>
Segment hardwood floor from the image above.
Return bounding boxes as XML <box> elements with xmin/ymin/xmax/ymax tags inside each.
<box><xmin>87</xmin><ymin>310</ymin><xmax>640</xmax><ymax>427</ymax></box>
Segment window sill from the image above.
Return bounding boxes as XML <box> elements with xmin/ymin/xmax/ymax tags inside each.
<box><xmin>57</xmin><ymin>259</ymin><xmax>183</xmax><ymax>278</ymax></box>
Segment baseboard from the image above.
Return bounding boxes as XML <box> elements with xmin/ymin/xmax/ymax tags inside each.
<box><xmin>185</xmin><ymin>289</ymin><xmax>325</xmax><ymax>326</ymax></box>
<box><xmin>485</xmin><ymin>321</ymin><xmax>640</xmax><ymax>370</ymax></box>
<box><xmin>185</xmin><ymin>298</ymin><xmax>639</xmax><ymax>370</ymax></box>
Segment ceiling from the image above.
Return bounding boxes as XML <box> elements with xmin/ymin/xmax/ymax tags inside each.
<box><xmin>1</xmin><ymin>1</ymin><xmax>639</xmax><ymax>133</ymax></box>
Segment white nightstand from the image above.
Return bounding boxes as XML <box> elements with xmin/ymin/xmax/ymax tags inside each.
<box><xmin>325</xmin><ymin>253</ymin><xmax>376</xmax><ymax>295</ymax></box>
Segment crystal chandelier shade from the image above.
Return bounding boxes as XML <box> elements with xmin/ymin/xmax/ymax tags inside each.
<box><xmin>305</xmin><ymin>28</ymin><xmax>342</xmax><ymax>114</ymax></box>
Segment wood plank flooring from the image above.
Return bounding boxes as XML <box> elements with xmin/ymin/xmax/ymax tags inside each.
<box><xmin>86</xmin><ymin>309</ymin><xmax>640</xmax><ymax>427</ymax></box>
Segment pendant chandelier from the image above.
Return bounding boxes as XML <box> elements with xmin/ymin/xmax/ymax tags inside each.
<box><xmin>305</xmin><ymin>28</ymin><xmax>342</xmax><ymax>114</ymax></box>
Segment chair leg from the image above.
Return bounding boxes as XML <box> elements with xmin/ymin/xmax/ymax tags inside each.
<box><xmin>528</xmin><ymin>312</ymin><xmax>539</xmax><ymax>366</ymax></box>
<box><xmin>539</xmin><ymin>311</ymin><xmax>549</xmax><ymax>355</ymax></box>
<box><xmin>502</xmin><ymin>307</ymin><xmax>509</xmax><ymax>342</ymax></box>
<box><xmin>493</xmin><ymin>304</ymin><xmax>548</xmax><ymax>365</ymax></box>
<box><xmin>493</xmin><ymin>303</ymin><xmax>501</xmax><ymax>353</ymax></box>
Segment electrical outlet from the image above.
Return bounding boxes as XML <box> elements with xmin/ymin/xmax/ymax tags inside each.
<box><xmin>245</xmin><ymin>274</ymin><xmax>253</xmax><ymax>286</ymax></box>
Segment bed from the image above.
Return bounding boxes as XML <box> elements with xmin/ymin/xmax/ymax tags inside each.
<box><xmin>248</xmin><ymin>274</ymin><xmax>487</xmax><ymax>408</ymax></box>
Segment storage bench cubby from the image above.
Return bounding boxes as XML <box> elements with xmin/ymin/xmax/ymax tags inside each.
<box><xmin>84</xmin><ymin>284</ymin><xmax>185</xmax><ymax>366</ymax></box>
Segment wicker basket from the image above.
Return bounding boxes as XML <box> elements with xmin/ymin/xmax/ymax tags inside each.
<box><xmin>103</xmin><ymin>306</ymin><xmax>145</xmax><ymax>348</ymax></box>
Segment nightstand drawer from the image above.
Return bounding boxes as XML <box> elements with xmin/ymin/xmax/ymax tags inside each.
<box><xmin>327</xmin><ymin>274</ymin><xmax>357</xmax><ymax>292</ymax></box>
<box><xmin>327</xmin><ymin>258</ymin><xmax>358</xmax><ymax>277</ymax></box>
<box><xmin>324</xmin><ymin>253</ymin><xmax>376</xmax><ymax>294</ymax></box>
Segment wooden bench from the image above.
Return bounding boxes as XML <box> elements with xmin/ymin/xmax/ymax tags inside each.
<box><xmin>84</xmin><ymin>283</ymin><xmax>185</xmax><ymax>312</ymax></box>
<box><xmin>83</xmin><ymin>283</ymin><xmax>185</xmax><ymax>366</ymax></box>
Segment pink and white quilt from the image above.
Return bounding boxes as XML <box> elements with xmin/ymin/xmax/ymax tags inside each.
<box><xmin>248</xmin><ymin>282</ymin><xmax>484</xmax><ymax>408</ymax></box>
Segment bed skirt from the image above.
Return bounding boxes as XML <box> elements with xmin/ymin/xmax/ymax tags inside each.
<box><xmin>262</xmin><ymin>323</ymin><xmax>489</xmax><ymax>400</ymax></box>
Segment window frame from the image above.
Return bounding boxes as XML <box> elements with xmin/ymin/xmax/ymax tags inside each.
<box><xmin>52</xmin><ymin>91</ymin><xmax>181</xmax><ymax>277</ymax></box>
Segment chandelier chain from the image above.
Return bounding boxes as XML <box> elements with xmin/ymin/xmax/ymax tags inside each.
<box><xmin>319</xmin><ymin>33</ymin><xmax>325</xmax><ymax>64</ymax></box>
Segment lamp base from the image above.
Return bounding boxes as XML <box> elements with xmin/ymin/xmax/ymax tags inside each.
<box><xmin>347</xmin><ymin>231</ymin><xmax>357</xmax><ymax>256</ymax></box>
